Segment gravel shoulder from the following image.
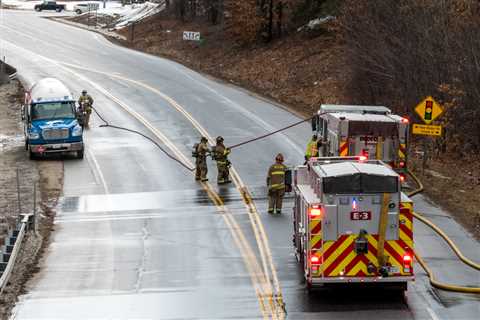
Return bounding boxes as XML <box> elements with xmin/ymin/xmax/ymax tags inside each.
<box><xmin>0</xmin><ymin>80</ymin><xmax>63</xmax><ymax>320</ymax></box>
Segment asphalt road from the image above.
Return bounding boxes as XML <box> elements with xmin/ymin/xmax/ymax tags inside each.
<box><xmin>1</xmin><ymin>10</ymin><xmax>479</xmax><ymax>320</ymax></box>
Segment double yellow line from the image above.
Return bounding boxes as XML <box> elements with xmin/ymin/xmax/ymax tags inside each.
<box><xmin>57</xmin><ymin>62</ymin><xmax>286</xmax><ymax>317</ymax></box>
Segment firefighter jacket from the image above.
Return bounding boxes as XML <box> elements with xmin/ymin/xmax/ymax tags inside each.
<box><xmin>78</xmin><ymin>94</ymin><xmax>94</xmax><ymax>112</ymax></box>
<box><xmin>214</xmin><ymin>143</ymin><xmax>230</xmax><ymax>164</ymax></box>
<box><xmin>196</xmin><ymin>142</ymin><xmax>210</xmax><ymax>160</ymax></box>
<box><xmin>305</xmin><ymin>139</ymin><xmax>319</xmax><ymax>159</ymax></box>
<box><xmin>267</xmin><ymin>163</ymin><xmax>287</xmax><ymax>191</ymax></box>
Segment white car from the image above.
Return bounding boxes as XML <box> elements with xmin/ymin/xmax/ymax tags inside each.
<box><xmin>74</xmin><ymin>3</ymin><xmax>99</xmax><ymax>14</ymax></box>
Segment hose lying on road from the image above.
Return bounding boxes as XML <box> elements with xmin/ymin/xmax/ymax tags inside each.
<box><xmin>91</xmin><ymin>107</ymin><xmax>195</xmax><ymax>172</ymax></box>
<box><xmin>406</xmin><ymin>170</ymin><xmax>480</xmax><ymax>294</ymax></box>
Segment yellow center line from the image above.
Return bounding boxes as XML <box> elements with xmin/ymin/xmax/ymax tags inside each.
<box><xmin>59</xmin><ymin>61</ymin><xmax>286</xmax><ymax>318</ymax></box>
<box><xmin>0</xmin><ymin>40</ymin><xmax>276</xmax><ymax>317</ymax></box>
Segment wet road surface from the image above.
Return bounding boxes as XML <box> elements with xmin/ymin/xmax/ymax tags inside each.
<box><xmin>0</xmin><ymin>10</ymin><xmax>478</xmax><ymax>320</ymax></box>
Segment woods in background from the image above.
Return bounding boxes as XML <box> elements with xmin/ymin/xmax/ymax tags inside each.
<box><xmin>342</xmin><ymin>0</ymin><xmax>480</xmax><ymax>155</ymax></box>
<box><xmin>165</xmin><ymin>0</ymin><xmax>338</xmax><ymax>43</ymax></box>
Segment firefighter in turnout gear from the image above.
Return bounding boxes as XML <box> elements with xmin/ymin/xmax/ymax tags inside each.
<box><xmin>78</xmin><ymin>90</ymin><xmax>94</xmax><ymax>128</ymax></box>
<box><xmin>213</xmin><ymin>136</ymin><xmax>232</xmax><ymax>184</ymax></box>
<box><xmin>267</xmin><ymin>153</ymin><xmax>287</xmax><ymax>214</ymax></box>
<box><xmin>305</xmin><ymin>134</ymin><xmax>319</xmax><ymax>162</ymax></box>
<box><xmin>194</xmin><ymin>137</ymin><xmax>210</xmax><ymax>182</ymax></box>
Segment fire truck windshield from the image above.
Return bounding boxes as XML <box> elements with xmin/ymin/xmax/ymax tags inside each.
<box><xmin>323</xmin><ymin>174</ymin><xmax>398</xmax><ymax>194</ymax></box>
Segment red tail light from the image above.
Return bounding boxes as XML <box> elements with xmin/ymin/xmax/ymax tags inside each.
<box><xmin>401</xmin><ymin>117</ymin><xmax>409</xmax><ymax>124</ymax></box>
<box><xmin>403</xmin><ymin>253</ymin><xmax>412</xmax><ymax>273</ymax></box>
<box><xmin>358</xmin><ymin>155</ymin><xmax>367</xmax><ymax>161</ymax></box>
<box><xmin>399</xmin><ymin>161</ymin><xmax>405</xmax><ymax>168</ymax></box>
<box><xmin>399</xmin><ymin>174</ymin><xmax>406</xmax><ymax>183</ymax></box>
<box><xmin>310</xmin><ymin>255</ymin><xmax>320</xmax><ymax>264</ymax></box>
<box><xmin>309</xmin><ymin>206</ymin><xmax>322</xmax><ymax>218</ymax></box>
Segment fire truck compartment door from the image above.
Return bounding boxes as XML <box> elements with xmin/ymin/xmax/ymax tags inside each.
<box><xmin>323</xmin><ymin>205</ymin><xmax>338</xmax><ymax>241</ymax></box>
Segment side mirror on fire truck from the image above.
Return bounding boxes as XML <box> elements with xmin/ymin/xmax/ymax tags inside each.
<box><xmin>311</xmin><ymin>115</ymin><xmax>318</xmax><ymax>131</ymax></box>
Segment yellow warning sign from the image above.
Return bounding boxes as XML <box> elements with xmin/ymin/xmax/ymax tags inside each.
<box><xmin>412</xmin><ymin>124</ymin><xmax>442</xmax><ymax>136</ymax></box>
<box><xmin>415</xmin><ymin>96</ymin><xmax>443</xmax><ymax>124</ymax></box>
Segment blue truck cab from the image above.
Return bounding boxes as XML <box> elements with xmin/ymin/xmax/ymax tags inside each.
<box><xmin>23</xmin><ymin>78</ymin><xmax>84</xmax><ymax>159</ymax></box>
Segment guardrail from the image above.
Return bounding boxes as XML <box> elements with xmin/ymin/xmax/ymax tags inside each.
<box><xmin>0</xmin><ymin>215</ymin><xmax>29</xmax><ymax>294</ymax></box>
<box><xmin>0</xmin><ymin>61</ymin><xmax>17</xmax><ymax>81</ymax></box>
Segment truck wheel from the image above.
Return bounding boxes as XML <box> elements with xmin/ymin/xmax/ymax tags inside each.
<box><xmin>29</xmin><ymin>150</ymin><xmax>37</xmax><ymax>160</ymax></box>
<box><xmin>77</xmin><ymin>149</ymin><xmax>84</xmax><ymax>159</ymax></box>
<box><xmin>35</xmin><ymin>7</ymin><xmax>41</xmax><ymax>12</ymax></box>
<box><xmin>75</xmin><ymin>9</ymin><xmax>82</xmax><ymax>14</ymax></box>
<box><xmin>306</xmin><ymin>280</ymin><xmax>313</xmax><ymax>292</ymax></box>
<box><xmin>56</xmin><ymin>8</ymin><xmax>62</xmax><ymax>12</ymax></box>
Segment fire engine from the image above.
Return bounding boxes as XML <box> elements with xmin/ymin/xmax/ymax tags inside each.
<box><xmin>292</xmin><ymin>157</ymin><xmax>414</xmax><ymax>290</ymax></box>
<box><xmin>311</xmin><ymin>105</ymin><xmax>409</xmax><ymax>174</ymax></box>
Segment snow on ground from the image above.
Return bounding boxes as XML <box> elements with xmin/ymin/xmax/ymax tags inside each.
<box><xmin>113</xmin><ymin>2</ymin><xmax>163</xmax><ymax>28</ymax></box>
<box><xmin>1</xmin><ymin>0</ymin><xmax>164</xmax><ymax>29</ymax></box>
<box><xmin>1</xmin><ymin>0</ymin><xmax>123</xmax><ymax>12</ymax></box>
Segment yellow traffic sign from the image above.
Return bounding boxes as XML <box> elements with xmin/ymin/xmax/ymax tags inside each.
<box><xmin>415</xmin><ymin>96</ymin><xmax>443</xmax><ymax>124</ymax></box>
<box><xmin>412</xmin><ymin>124</ymin><xmax>442</xmax><ymax>136</ymax></box>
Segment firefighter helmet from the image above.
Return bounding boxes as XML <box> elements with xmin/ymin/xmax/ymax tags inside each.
<box><xmin>276</xmin><ymin>153</ymin><xmax>284</xmax><ymax>163</ymax></box>
<box><xmin>201</xmin><ymin>136</ymin><xmax>208</xmax><ymax>143</ymax></box>
<box><xmin>82</xmin><ymin>90</ymin><xmax>87</xmax><ymax>95</ymax></box>
<box><xmin>312</xmin><ymin>134</ymin><xmax>318</xmax><ymax>140</ymax></box>
<box><xmin>216</xmin><ymin>136</ymin><xmax>224</xmax><ymax>143</ymax></box>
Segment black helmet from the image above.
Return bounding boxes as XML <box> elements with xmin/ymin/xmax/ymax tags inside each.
<box><xmin>312</xmin><ymin>134</ymin><xmax>318</xmax><ymax>140</ymax></box>
<box><xmin>216</xmin><ymin>136</ymin><xmax>224</xmax><ymax>143</ymax></box>
<box><xmin>82</xmin><ymin>90</ymin><xmax>87</xmax><ymax>95</ymax></box>
<box><xmin>201</xmin><ymin>136</ymin><xmax>208</xmax><ymax>143</ymax></box>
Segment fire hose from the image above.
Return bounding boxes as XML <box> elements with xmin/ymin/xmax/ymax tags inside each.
<box><xmin>91</xmin><ymin>106</ymin><xmax>479</xmax><ymax>293</ymax></box>
<box><xmin>91</xmin><ymin>107</ymin><xmax>195</xmax><ymax>172</ymax></box>
<box><xmin>407</xmin><ymin>169</ymin><xmax>480</xmax><ymax>294</ymax></box>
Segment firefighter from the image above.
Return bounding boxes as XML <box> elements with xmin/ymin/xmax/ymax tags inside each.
<box><xmin>214</xmin><ymin>136</ymin><xmax>232</xmax><ymax>184</ymax></box>
<box><xmin>78</xmin><ymin>90</ymin><xmax>94</xmax><ymax>128</ymax></box>
<box><xmin>267</xmin><ymin>153</ymin><xmax>287</xmax><ymax>214</ymax></box>
<box><xmin>194</xmin><ymin>137</ymin><xmax>210</xmax><ymax>182</ymax></box>
<box><xmin>305</xmin><ymin>134</ymin><xmax>319</xmax><ymax>162</ymax></box>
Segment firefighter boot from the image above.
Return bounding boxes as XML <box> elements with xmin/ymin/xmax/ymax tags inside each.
<box><xmin>268</xmin><ymin>192</ymin><xmax>275</xmax><ymax>214</ymax></box>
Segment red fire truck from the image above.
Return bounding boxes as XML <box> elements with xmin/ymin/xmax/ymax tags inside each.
<box><xmin>292</xmin><ymin>157</ymin><xmax>414</xmax><ymax>290</ymax></box>
<box><xmin>311</xmin><ymin>105</ymin><xmax>409</xmax><ymax>175</ymax></box>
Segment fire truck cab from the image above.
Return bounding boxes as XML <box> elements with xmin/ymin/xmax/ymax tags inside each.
<box><xmin>312</xmin><ymin>105</ymin><xmax>409</xmax><ymax>173</ymax></box>
<box><xmin>293</xmin><ymin>157</ymin><xmax>414</xmax><ymax>290</ymax></box>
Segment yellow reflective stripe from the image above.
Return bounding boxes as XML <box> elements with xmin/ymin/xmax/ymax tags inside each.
<box><xmin>271</xmin><ymin>171</ymin><xmax>285</xmax><ymax>175</ymax></box>
<box><xmin>270</xmin><ymin>183</ymin><xmax>285</xmax><ymax>189</ymax></box>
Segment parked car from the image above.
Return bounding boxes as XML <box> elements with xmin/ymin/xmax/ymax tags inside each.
<box><xmin>73</xmin><ymin>3</ymin><xmax>89</xmax><ymax>14</ymax></box>
<box><xmin>34</xmin><ymin>1</ymin><xmax>66</xmax><ymax>12</ymax></box>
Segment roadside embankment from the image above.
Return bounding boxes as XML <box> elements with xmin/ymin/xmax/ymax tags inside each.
<box><xmin>0</xmin><ymin>80</ymin><xmax>63</xmax><ymax>319</ymax></box>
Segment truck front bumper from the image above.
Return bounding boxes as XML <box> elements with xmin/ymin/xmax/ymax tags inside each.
<box><xmin>30</xmin><ymin>142</ymin><xmax>84</xmax><ymax>153</ymax></box>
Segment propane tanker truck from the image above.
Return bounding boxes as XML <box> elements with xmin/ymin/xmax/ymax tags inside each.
<box><xmin>292</xmin><ymin>156</ymin><xmax>414</xmax><ymax>290</ymax></box>
<box><xmin>23</xmin><ymin>78</ymin><xmax>84</xmax><ymax>159</ymax></box>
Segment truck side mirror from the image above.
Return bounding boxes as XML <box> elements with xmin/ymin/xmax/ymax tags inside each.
<box><xmin>311</xmin><ymin>115</ymin><xmax>318</xmax><ymax>131</ymax></box>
